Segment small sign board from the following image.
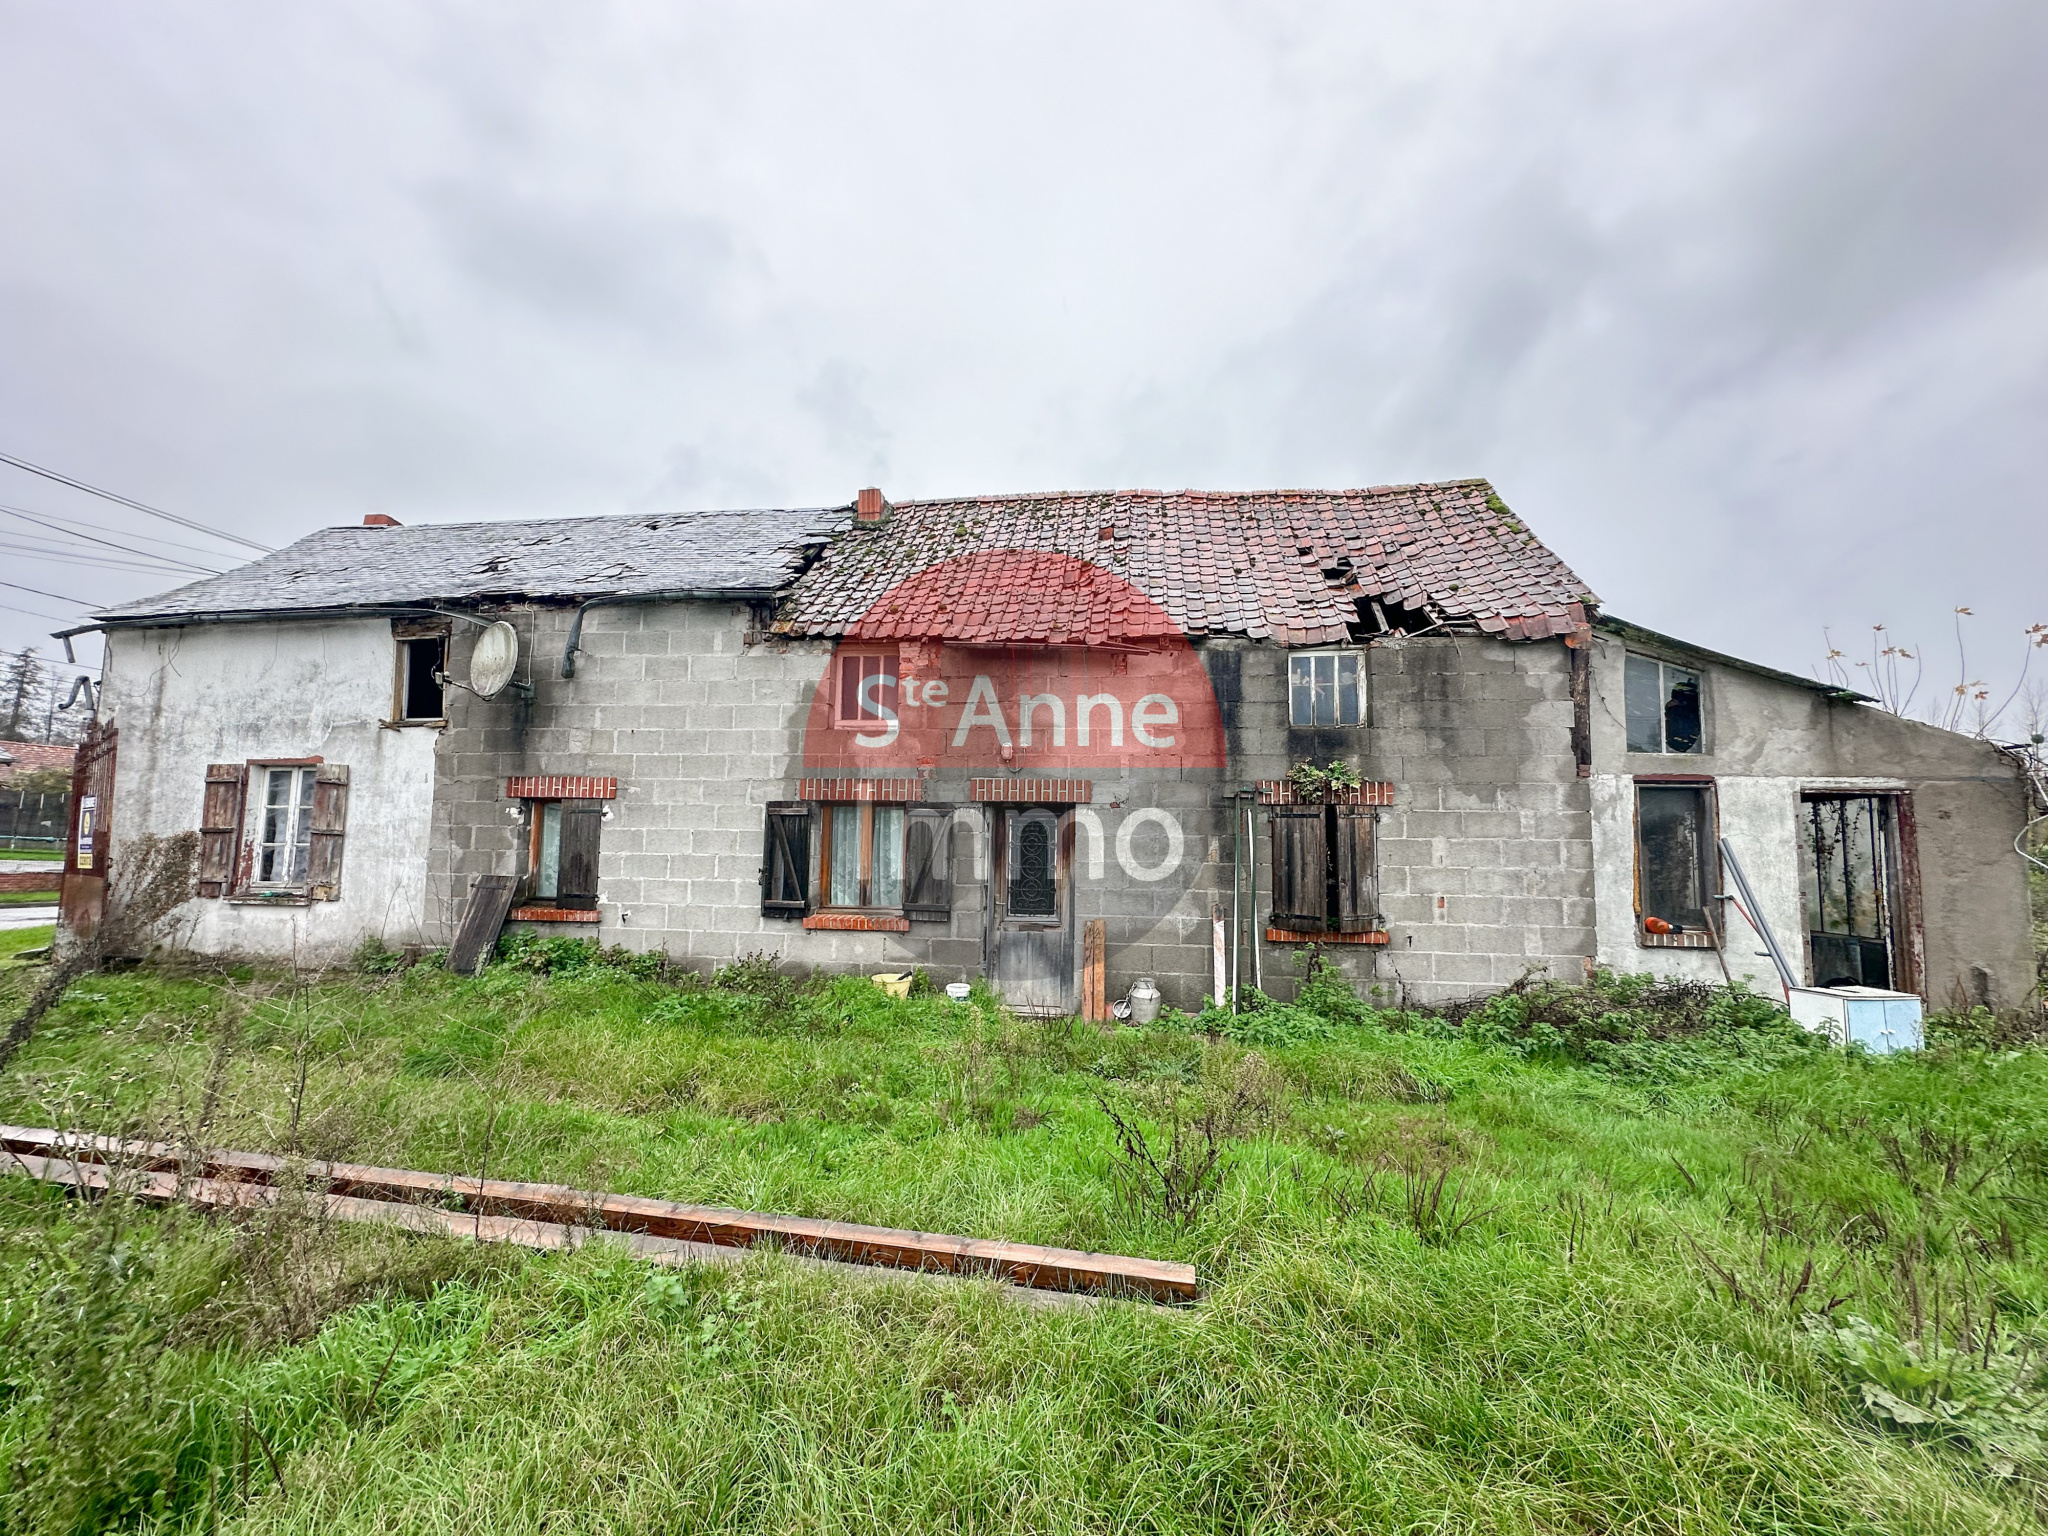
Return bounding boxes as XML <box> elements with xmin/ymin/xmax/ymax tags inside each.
<box><xmin>74</xmin><ymin>795</ymin><xmax>98</xmax><ymax>871</ymax></box>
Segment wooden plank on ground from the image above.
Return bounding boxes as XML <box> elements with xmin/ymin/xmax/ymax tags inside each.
<box><xmin>1081</xmin><ymin>919</ymin><xmax>1106</xmax><ymax>1023</ymax></box>
<box><xmin>0</xmin><ymin>1126</ymin><xmax>1198</xmax><ymax>1302</ymax></box>
<box><xmin>446</xmin><ymin>874</ymin><xmax>517</xmax><ymax>976</ymax></box>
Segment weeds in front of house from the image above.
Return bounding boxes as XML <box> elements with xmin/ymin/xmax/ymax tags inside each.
<box><xmin>0</xmin><ymin>941</ymin><xmax>2044</xmax><ymax>1528</ymax></box>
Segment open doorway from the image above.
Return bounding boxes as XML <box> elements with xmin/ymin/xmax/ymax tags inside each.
<box><xmin>1798</xmin><ymin>793</ymin><xmax>1907</xmax><ymax>990</ymax></box>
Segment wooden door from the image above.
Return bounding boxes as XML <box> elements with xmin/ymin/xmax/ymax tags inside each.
<box><xmin>989</xmin><ymin>806</ymin><xmax>1074</xmax><ymax>1015</ymax></box>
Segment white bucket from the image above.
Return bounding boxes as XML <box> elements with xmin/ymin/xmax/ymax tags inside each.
<box><xmin>945</xmin><ymin>982</ymin><xmax>973</xmax><ymax>1002</ymax></box>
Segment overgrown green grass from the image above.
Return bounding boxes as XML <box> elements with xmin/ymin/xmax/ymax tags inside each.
<box><xmin>0</xmin><ymin>948</ymin><xmax>2044</xmax><ymax>1532</ymax></box>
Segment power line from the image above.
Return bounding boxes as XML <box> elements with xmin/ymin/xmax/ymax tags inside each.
<box><xmin>0</xmin><ymin>579</ymin><xmax>90</xmax><ymax>608</ymax></box>
<box><xmin>0</xmin><ymin>537</ymin><xmax>218</xmax><ymax>578</ymax></box>
<box><xmin>0</xmin><ymin>502</ymin><xmax>233</xmax><ymax>568</ymax></box>
<box><xmin>0</xmin><ymin>600</ymin><xmax>79</xmax><ymax>625</ymax></box>
<box><xmin>0</xmin><ymin>450</ymin><xmax>274</xmax><ymax>556</ymax></box>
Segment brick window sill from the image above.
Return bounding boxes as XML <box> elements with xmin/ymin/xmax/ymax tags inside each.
<box><xmin>511</xmin><ymin>906</ymin><xmax>600</xmax><ymax>924</ymax></box>
<box><xmin>803</xmin><ymin>912</ymin><xmax>911</xmax><ymax>932</ymax></box>
<box><xmin>1265</xmin><ymin>928</ymin><xmax>1389</xmax><ymax>945</ymax></box>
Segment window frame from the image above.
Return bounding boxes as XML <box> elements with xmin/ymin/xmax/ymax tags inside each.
<box><xmin>831</xmin><ymin>648</ymin><xmax>899</xmax><ymax>731</ymax></box>
<box><xmin>1623</xmin><ymin>652</ymin><xmax>1706</xmax><ymax>756</ymax></box>
<box><xmin>391</xmin><ymin>619</ymin><xmax>452</xmax><ymax>726</ymax></box>
<box><xmin>819</xmin><ymin>800</ymin><xmax>908</xmax><ymax>911</ymax></box>
<box><xmin>1631</xmin><ymin>776</ymin><xmax>1719</xmax><ymax>947</ymax></box>
<box><xmin>1287</xmin><ymin>650</ymin><xmax>1365</xmax><ymax>729</ymax></box>
<box><xmin>250</xmin><ymin>763</ymin><xmax>320</xmax><ymax>890</ymax></box>
<box><xmin>521</xmin><ymin>796</ymin><xmax>604</xmax><ymax>909</ymax></box>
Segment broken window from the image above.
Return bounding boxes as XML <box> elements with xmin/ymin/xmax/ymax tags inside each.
<box><xmin>823</xmin><ymin>802</ymin><xmax>905</xmax><ymax>908</ymax></box>
<box><xmin>833</xmin><ymin>650</ymin><xmax>898</xmax><ymax>730</ymax></box>
<box><xmin>1625</xmin><ymin>654</ymin><xmax>1702</xmax><ymax>754</ymax></box>
<box><xmin>1798</xmin><ymin>794</ymin><xmax>1896</xmax><ymax>989</ymax></box>
<box><xmin>525</xmin><ymin>799</ymin><xmax>603</xmax><ymax>909</ymax></box>
<box><xmin>400</xmin><ymin>637</ymin><xmax>446</xmax><ymax>720</ymax></box>
<box><xmin>1288</xmin><ymin>651</ymin><xmax>1363</xmax><ymax>728</ymax></box>
<box><xmin>1268</xmin><ymin>804</ymin><xmax>1381</xmax><ymax>933</ymax></box>
<box><xmin>1634</xmin><ymin>782</ymin><xmax>1715</xmax><ymax>938</ymax></box>
<box><xmin>393</xmin><ymin>619</ymin><xmax>450</xmax><ymax>723</ymax></box>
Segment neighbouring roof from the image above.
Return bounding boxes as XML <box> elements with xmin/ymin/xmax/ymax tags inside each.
<box><xmin>0</xmin><ymin>740</ymin><xmax>75</xmax><ymax>776</ymax></box>
<box><xmin>772</xmin><ymin>481</ymin><xmax>1596</xmax><ymax>646</ymax></box>
<box><xmin>1595</xmin><ymin>616</ymin><xmax>1875</xmax><ymax>703</ymax></box>
<box><xmin>85</xmin><ymin>507</ymin><xmax>850</xmax><ymax>627</ymax></box>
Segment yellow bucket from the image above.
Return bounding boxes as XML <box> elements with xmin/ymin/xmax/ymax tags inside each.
<box><xmin>870</xmin><ymin>971</ymin><xmax>914</xmax><ymax>1000</ymax></box>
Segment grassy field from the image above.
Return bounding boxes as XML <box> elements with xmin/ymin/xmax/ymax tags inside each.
<box><xmin>0</xmin><ymin>938</ymin><xmax>2044</xmax><ymax>1534</ymax></box>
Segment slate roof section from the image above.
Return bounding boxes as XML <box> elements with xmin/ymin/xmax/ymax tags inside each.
<box><xmin>89</xmin><ymin>507</ymin><xmax>850</xmax><ymax>625</ymax></box>
<box><xmin>773</xmin><ymin>481</ymin><xmax>1596</xmax><ymax>646</ymax></box>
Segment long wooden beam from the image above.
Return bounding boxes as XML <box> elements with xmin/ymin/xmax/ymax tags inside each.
<box><xmin>0</xmin><ymin>1126</ymin><xmax>1198</xmax><ymax>1303</ymax></box>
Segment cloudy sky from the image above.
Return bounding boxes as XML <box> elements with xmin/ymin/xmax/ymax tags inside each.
<box><xmin>2</xmin><ymin>1</ymin><xmax>2043</xmax><ymax>725</ymax></box>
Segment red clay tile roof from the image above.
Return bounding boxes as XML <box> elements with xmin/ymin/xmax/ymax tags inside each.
<box><xmin>0</xmin><ymin>740</ymin><xmax>75</xmax><ymax>778</ymax></box>
<box><xmin>773</xmin><ymin>481</ymin><xmax>1595</xmax><ymax>646</ymax></box>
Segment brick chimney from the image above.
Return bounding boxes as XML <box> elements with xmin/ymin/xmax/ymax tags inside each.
<box><xmin>363</xmin><ymin>514</ymin><xmax>401</xmax><ymax>527</ymax></box>
<box><xmin>854</xmin><ymin>487</ymin><xmax>890</xmax><ymax>525</ymax></box>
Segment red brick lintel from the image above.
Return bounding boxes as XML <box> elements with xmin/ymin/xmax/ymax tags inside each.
<box><xmin>1264</xmin><ymin>928</ymin><xmax>1390</xmax><ymax>945</ymax></box>
<box><xmin>968</xmin><ymin>778</ymin><xmax>1093</xmax><ymax>804</ymax></box>
<box><xmin>509</xmin><ymin>906</ymin><xmax>601</xmax><ymax>924</ymax></box>
<box><xmin>1255</xmin><ymin>781</ymin><xmax>1395</xmax><ymax>806</ymax></box>
<box><xmin>506</xmin><ymin>776</ymin><xmax>618</xmax><ymax>801</ymax></box>
<box><xmin>803</xmin><ymin>912</ymin><xmax>911</xmax><ymax>932</ymax></box>
<box><xmin>797</xmin><ymin>778</ymin><xmax>923</xmax><ymax>802</ymax></box>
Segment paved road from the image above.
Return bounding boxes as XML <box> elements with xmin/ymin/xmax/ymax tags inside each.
<box><xmin>0</xmin><ymin>906</ymin><xmax>58</xmax><ymax>931</ymax></box>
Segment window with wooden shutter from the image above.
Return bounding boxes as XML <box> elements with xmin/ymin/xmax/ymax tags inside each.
<box><xmin>306</xmin><ymin>764</ymin><xmax>350</xmax><ymax>900</ymax></box>
<box><xmin>761</xmin><ymin>802</ymin><xmax>812</xmax><ymax>916</ymax></box>
<box><xmin>1330</xmin><ymin>806</ymin><xmax>1381</xmax><ymax>932</ymax></box>
<box><xmin>197</xmin><ymin>763</ymin><xmax>247</xmax><ymax>898</ymax></box>
<box><xmin>556</xmin><ymin>802</ymin><xmax>603</xmax><ymax>910</ymax></box>
<box><xmin>1269</xmin><ymin>806</ymin><xmax>1329</xmax><ymax>930</ymax></box>
<box><xmin>1270</xmin><ymin>804</ymin><xmax>1382</xmax><ymax>934</ymax></box>
<box><xmin>903</xmin><ymin>807</ymin><xmax>953</xmax><ymax>920</ymax></box>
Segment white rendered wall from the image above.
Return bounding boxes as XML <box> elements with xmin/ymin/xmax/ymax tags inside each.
<box><xmin>100</xmin><ymin>620</ymin><xmax>438</xmax><ymax>963</ymax></box>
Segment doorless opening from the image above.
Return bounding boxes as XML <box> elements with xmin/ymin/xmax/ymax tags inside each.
<box><xmin>1798</xmin><ymin>793</ymin><xmax>1900</xmax><ymax>990</ymax></box>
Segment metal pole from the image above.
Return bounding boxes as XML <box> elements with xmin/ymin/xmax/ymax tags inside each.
<box><xmin>1248</xmin><ymin>798</ymin><xmax>1263</xmax><ymax>994</ymax></box>
<box><xmin>1229</xmin><ymin>794</ymin><xmax>1241</xmax><ymax>1012</ymax></box>
<box><xmin>1718</xmin><ymin>837</ymin><xmax>1796</xmax><ymax>996</ymax></box>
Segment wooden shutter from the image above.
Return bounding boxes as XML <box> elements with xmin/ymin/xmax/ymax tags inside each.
<box><xmin>557</xmin><ymin>802</ymin><xmax>603</xmax><ymax>910</ymax></box>
<box><xmin>1331</xmin><ymin>806</ymin><xmax>1381</xmax><ymax>933</ymax></box>
<box><xmin>903</xmin><ymin>807</ymin><xmax>952</xmax><ymax>920</ymax></box>
<box><xmin>306</xmin><ymin>764</ymin><xmax>350</xmax><ymax>900</ymax></box>
<box><xmin>1269</xmin><ymin>806</ymin><xmax>1329</xmax><ymax>930</ymax></box>
<box><xmin>197</xmin><ymin>763</ymin><xmax>248</xmax><ymax>898</ymax></box>
<box><xmin>761</xmin><ymin>803</ymin><xmax>812</xmax><ymax>916</ymax></box>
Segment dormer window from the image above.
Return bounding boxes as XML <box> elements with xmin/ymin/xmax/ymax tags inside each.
<box><xmin>1625</xmin><ymin>654</ymin><xmax>1703</xmax><ymax>754</ymax></box>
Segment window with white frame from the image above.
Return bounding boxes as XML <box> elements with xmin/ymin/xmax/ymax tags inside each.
<box><xmin>1625</xmin><ymin>654</ymin><xmax>1704</xmax><ymax>754</ymax></box>
<box><xmin>1288</xmin><ymin>651</ymin><xmax>1364</xmax><ymax>727</ymax></box>
<box><xmin>254</xmin><ymin>765</ymin><xmax>318</xmax><ymax>886</ymax></box>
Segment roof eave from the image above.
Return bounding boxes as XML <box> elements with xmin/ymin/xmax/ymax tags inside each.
<box><xmin>1594</xmin><ymin>615</ymin><xmax>1875</xmax><ymax>704</ymax></box>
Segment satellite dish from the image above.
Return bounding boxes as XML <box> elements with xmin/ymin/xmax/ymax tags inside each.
<box><xmin>468</xmin><ymin>621</ymin><xmax>520</xmax><ymax>700</ymax></box>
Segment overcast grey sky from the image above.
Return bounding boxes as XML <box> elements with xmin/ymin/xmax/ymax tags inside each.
<box><xmin>2</xmin><ymin>2</ymin><xmax>2043</xmax><ymax>721</ymax></box>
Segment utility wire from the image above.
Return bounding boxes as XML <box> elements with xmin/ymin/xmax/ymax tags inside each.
<box><xmin>0</xmin><ymin>503</ymin><xmax>232</xmax><ymax>569</ymax></box>
<box><xmin>0</xmin><ymin>538</ymin><xmax>217</xmax><ymax>578</ymax></box>
<box><xmin>0</xmin><ymin>451</ymin><xmax>274</xmax><ymax>556</ymax></box>
<box><xmin>0</xmin><ymin>579</ymin><xmax>90</xmax><ymax>609</ymax></box>
<box><xmin>0</xmin><ymin>600</ymin><xmax>79</xmax><ymax>626</ymax></box>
